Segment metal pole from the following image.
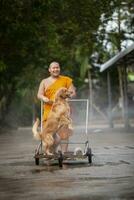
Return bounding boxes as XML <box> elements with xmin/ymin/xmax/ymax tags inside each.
<box><xmin>40</xmin><ymin>100</ymin><xmax>43</xmax><ymax>152</ymax></box>
<box><xmin>41</xmin><ymin>100</ymin><xmax>43</xmax><ymax>132</ymax></box>
<box><xmin>69</xmin><ymin>99</ymin><xmax>89</xmax><ymax>102</ymax></box>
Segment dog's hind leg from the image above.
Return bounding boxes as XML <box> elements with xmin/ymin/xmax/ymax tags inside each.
<box><xmin>44</xmin><ymin>142</ymin><xmax>53</xmax><ymax>155</ymax></box>
<box><xmin>53</xmin><ymin>133</ymin><xmax>61</xmax><ymax>153</ymax></box>
<box><xmin>44</xmin><ymin>135</ymin><xmax>54</xmax><ymax>155</ymax></box>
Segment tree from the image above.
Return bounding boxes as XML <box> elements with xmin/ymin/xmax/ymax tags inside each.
<box><xmin>0</xmin><ymin>0</ymin><xmax>126</xmax><ymax>126</ymax></box>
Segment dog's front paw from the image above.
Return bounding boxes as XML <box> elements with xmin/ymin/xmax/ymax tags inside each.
<box><xmin>68</xmin><ymin>124</ymin><xmax>73</xmax><ymax>130</ymax></box>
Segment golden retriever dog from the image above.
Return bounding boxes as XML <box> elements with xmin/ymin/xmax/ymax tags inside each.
<box><xmin>32</xmin><ymin>87</ymin><xmax>73</xmax><ymax>155</ymax></box>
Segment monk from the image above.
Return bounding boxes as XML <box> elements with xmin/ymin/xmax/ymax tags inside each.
<box><xmin>37</xmin><ymin>61</ymin><xmax>76</xmax><ymax>153</ymax></box>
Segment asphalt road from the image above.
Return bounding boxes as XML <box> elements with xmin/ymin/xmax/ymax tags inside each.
<box><xmin>0</xmin><ymin>126</ymin><xmax>134</xmax><ymax>200</ymax></box>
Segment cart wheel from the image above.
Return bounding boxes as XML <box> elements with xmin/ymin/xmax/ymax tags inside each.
<box><xmin>35</xmin><ymin>157</ymin><xmax>39</xmax><ymax>165</ymax></box>
<box><xmin>86</xmin><ymin>148</ymin><xmax>92</xmax><ymax>164</ymax></box>
<box><xmin>58</xmin><ymin>151</ymin><xmax>63</xmax><ymax>168</ymax></box>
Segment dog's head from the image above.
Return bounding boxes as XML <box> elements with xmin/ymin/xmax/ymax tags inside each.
<box><xmin>55</xmin><ymin>87</ymin><xmax>71</xmax><ymax>100</ymax></box>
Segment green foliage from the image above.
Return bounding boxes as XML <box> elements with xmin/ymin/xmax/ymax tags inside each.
<box><xmin>0</xmin><ymin>0</ymin><xmax>133</xmax><ymax>126</ymax></box>
<box><xmin>0</xmin><ymin>60</ymin><xmax>6</xmax><ymax>72</ymax></box>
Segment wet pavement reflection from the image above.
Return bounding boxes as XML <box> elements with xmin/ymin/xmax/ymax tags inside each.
<box><xmin>0</xmin><ymin>127</ymin><xmax>134</xmax><ymax>200</ymax></box>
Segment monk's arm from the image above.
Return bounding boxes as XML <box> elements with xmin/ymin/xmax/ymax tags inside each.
<box><xmin>68</xmin><ymin>84</ymin><xmax>76</xmax><ymax>98</ymax></box>
<box><xmin>37</xmin><ymin>80</ymin><xmax>52</xmax><ymax>104</ymax></box>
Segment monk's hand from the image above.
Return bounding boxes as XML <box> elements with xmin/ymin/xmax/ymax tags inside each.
<box><xmin>42</xmin><ymin>97</ymin><xmax>53</xmax><ymax>105</ymax></box>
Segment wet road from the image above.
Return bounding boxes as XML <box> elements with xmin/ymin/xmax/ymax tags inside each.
<box><xmin>0</xmin><ymin>126</ymin><xmax>134</xmax><ymax>200</ymax></box>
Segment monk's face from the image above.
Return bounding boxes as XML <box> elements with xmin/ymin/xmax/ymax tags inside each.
<box><xmin>49</xmin><ymin>63</ymin><xmax>60</xmax><ymax>78</ymax></box>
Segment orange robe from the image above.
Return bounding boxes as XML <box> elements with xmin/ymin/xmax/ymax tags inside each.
<box><xmin>43</xmin><ymin>75</ymin><xmax>72</xmax><ymax>122</ymax></box>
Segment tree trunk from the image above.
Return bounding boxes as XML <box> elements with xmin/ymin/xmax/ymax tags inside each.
<box><xmin>88</xmin><ymin>69</ymin><xmax>93</xmax><ymax>123</ymax></box>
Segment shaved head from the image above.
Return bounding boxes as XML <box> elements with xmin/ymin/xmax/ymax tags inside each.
<box><xmin>49</xmin><ymin>62</ymin><xmax>60</xmax><ymax>69</ymax></box>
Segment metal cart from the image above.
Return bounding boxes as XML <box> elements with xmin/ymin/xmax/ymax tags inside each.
<box><xmin>34</xmin><ymin>99</ymin><xmax>93</xmax><ymax>167</ymax></box>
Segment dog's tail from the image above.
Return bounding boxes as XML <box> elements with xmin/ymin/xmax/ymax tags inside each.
<box><xmin>32</xmin><ymin>118</ymin><xmax>42</xmax><ymax>140</ymax></box>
